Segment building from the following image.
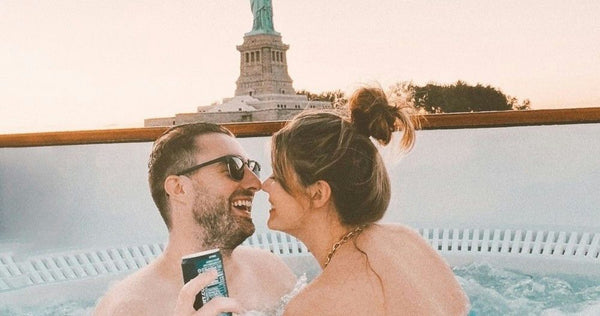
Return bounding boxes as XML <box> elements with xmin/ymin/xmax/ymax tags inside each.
<box><xmin>145</xmin><ymin>2</ymin><xmax>331</xmax><ymax>127</ymax></box>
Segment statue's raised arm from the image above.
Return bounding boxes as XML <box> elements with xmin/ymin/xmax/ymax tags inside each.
<box><xmin>250</xmin><ymin>0</ymin><xmax>275</xmax><ymax>33</ymax></box>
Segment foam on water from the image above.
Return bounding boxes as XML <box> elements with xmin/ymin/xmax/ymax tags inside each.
<box><xmin>244</xmin><ymin>274</ymin><xmax>308</xmax><ymax>316</ymax></box>
<box><xmin>455</xmin><ymin>263</ymin><xmax>600</xmax><ymax>315</ymax></box>
<box><xmin>0</xmin><ymin>275</ymin><xmax>309</xmax><ymax>316</ymax></box>
<box><xmin>0</xmin><ymin>301</ymin><xmax>95</xmax><ymax>316</ymax></box>
<box><xmin>2</xmin><ymin>263</ymin><xmax>599</xmax><ymax>315</ymax></box>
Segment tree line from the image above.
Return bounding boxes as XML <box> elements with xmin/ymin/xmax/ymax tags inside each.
<box><xmin>297</xmin><ymin>81</ymin><xmax>531</xmax><ymax>113</ymax></box>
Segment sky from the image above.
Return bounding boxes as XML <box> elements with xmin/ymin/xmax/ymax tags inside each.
<box><xmin>1</xmin><ymin>0</ymin><xmax>599</xmax><ymax>134</ymax></box>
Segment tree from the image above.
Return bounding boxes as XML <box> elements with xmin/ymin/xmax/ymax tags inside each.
<box><xmin>298</xmin><ymin>82</ymin><xmax>531</xmax><ymax>113</ymax></box>
<box><xmin>390</xmin><ymin>81</ymin><xmax>531</xmax><ymax>113</ymax></box>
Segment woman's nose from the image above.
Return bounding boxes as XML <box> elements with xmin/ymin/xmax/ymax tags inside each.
<box><xmin>261</xmin><ymin>177</ymin><xmax>273</xmax><ymax>192</ymax></box>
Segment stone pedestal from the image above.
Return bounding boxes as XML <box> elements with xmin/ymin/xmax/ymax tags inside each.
<box><xmin>235</xmin><ymin>34</ymin><xmax>295</xmax><ymax>96</ymax></box>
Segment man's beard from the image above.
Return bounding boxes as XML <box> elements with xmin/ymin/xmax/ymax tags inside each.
<box><xmin>191</xmin><ymin>184</ymin><xmax>255</xmax><ymax>252</ymax></box>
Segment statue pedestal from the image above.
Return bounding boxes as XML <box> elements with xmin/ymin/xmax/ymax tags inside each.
<box><xmin>235</xmin><ymin>33</ymin><xmax>294</xmax><ymax>97</ymax></box>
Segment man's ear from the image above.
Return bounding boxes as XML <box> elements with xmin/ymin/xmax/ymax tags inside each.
<box><xmin>164</xmin><ymin>175</ymin><xmax>187</xmax><ymax>202</ymax></box>
<box><xmin>308</xmin><ymin>180</ymin><xmax>332</xmax><ymax>209</ymax></box>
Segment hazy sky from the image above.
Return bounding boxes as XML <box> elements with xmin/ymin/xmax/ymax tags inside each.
<box><xmin>2</xmin><ymin>0</ymin><xmax>599</xmax><ymax>133</ymax></box>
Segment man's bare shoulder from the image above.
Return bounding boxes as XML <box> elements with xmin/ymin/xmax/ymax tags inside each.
<box><xmin>233</xmin><ymin>246</ymin><xmax>296</xmax><ymax>289</ymax></box>
<box><xmin>93</xmin><ymin>264</ymin><xmax>176</xmax><ymax>316</ymax></box>
<box><xmin>93</xmin><ymin>272</ymin><xmax>150</xmax><ymax>315</ymax></box>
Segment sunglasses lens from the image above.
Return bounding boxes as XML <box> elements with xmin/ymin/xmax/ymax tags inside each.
<box><xmin>227</xmin><ymin>157</ymin><xmax>245</xmax><ymax>180</ymax></box>
<box><xmin>248</xmin><ymin>161</ymin><xmax>261</xmax><ymax>176</ymax></box>
<box><xmin>225</xmin><ymin>156</ymin><xmax>261</xmax><ymax>181</ymax></box>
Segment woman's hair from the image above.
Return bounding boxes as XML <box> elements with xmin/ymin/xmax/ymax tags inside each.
<box><xmin>271</xmin><ymin>86</ymin><xmax>418</xmax><ymax>225</ymax></box>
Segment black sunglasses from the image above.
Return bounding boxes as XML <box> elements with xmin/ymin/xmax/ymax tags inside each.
<box><xmin>176</xmin><ymin>155</ymin><xmax>261</xmax><ymax>181</ymax></box>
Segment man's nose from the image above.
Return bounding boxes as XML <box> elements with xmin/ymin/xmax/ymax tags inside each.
<box><xmin>241</xmin><ymin>166</ymin><xmax>262</xmax><ymax>191</ymax></box>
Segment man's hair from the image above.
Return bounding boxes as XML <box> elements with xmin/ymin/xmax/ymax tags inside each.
<box><xmin>148</xmin><ymin>123</ymin><xmax>234</xmax><ymax>229</ymax></box>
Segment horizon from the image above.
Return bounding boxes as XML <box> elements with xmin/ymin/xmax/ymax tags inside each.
<box><xmin>2</xmin><ymin>0</ymin><xmax>599</xmax><ymax>134</ymax></box>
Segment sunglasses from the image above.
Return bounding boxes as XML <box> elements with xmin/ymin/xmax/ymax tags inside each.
<box><xmin>176</xmin><ymin>155</ymin><xmax>261</xmax><ymax>181</ymax></box>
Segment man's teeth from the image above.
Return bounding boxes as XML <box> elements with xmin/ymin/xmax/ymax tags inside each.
<box><xmin>232</xmin><ymin>200</ymin><xmax>252</xmax><ymax>210</ymax></box>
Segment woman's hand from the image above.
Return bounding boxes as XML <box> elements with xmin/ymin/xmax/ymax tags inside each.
<box><xmin>174</xmin><ymin>269</ymin><xmax>244</xmax><ymax>316</ymax></box>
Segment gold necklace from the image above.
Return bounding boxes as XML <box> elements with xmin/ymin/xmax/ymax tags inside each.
<box><xmin>324</xmin><ymin>225</ymin><xmax>366</xmax><ymax>268</ymax></box>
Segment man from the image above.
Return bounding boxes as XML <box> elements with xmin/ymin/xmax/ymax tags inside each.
<box><xmin>94</xmin><ymin>123</ymin><xmax>296</xmax><ymax>315</ymax></box>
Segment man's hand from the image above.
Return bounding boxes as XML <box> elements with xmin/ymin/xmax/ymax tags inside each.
<box><xmin>174</xmin><ymin>269</ymin><xmax>244</xmax><ymax>316</ymax></box>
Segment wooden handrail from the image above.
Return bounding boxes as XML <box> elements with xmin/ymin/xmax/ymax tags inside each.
<box><xmin>419</xmin><ymin>107</ymin><xmax>600</xmax><ymax>129</ymax></box>
<box><xmin>1</xmin><ymin>107</ymin><xmax>599</xmax><ymax>148</ymax></box>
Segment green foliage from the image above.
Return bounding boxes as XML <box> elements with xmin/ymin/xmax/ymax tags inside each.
<box><xmin>298</xmin><ymin>82</ymin><xmax>531</xmax><ymax>114</ymax></box>
<box><xmin>390</xmin><ymin>81</ymin><xmax>531</xmax><ymax>113</ymax></box>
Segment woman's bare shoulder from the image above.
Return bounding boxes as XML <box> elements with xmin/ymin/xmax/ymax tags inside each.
<box><xmin>362</xmin><ymin>224</ymin><xmax>470</xmax><ymax>314</ymax></box>
<box><xmin>283</xmin><ymin>283</ymin><xmax>326</xmax><ymax>315</ymax></box>
<box><xmin>363</xmin><ymin>223</ymin><xmax>429</xmax><ymax>249</ymax></box>
<box><xmin>283</xmin><ymin>277</ymin><xmax>372</xmax><ymax>316</ymax></box>
<box><xmin>374</xmin><ymin>222</ymin><xmax>420</xmax><ymax>235</ymax></box>
<box><xmin>357</xmin><ymin>223</ymin><xmax>453</xmax><ymax>284</ymax></box>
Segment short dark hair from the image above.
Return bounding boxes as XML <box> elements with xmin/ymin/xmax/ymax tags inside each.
<box><xmin>148</xmin><ymin>123</ymin><xmax>233</xmax><ymax>229</ymax></box>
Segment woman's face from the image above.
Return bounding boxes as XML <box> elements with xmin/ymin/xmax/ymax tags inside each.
<box><xmin>261</xmin><ymin>173</ymin><xmax>310</xmax><ymax>235</ymax></box>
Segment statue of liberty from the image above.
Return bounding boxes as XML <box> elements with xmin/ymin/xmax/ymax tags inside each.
<box><xmin>249</xmin><ymin>0</ymin><xmax>276</xmax><ymax>34</ymax></box>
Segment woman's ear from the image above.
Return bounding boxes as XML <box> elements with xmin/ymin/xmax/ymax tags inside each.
<box><xmin>164</xmin><ymin>175</ymin><xmax>187</xmax><ymax>202</ymax></box>
<box><xmin>308</xmin><ymin>180</ymin><xmax>332</xmax><ymax>209</ymax></box>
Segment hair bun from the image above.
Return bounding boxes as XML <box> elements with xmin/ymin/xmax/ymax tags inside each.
<box><xmin>349</xmin><ymin>87</ymin><xmax>396</xmax><ymax>145</ymax></box>
<box><xmin>349</xmin><ymin>87</ymin><xmax>417</xmax><ymax>149</ymax></box>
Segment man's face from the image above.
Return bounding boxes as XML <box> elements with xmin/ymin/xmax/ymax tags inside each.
<box><xmin>185</xmin><ymin>133</ymin><xmax>261</xmax><ymax>251</ymax></box>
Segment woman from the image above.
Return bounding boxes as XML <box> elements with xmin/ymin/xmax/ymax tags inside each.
<box><xmin>261</xmin><ymin>87</ymin><xmax>469</xmax><ymax>315</ymax></box>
